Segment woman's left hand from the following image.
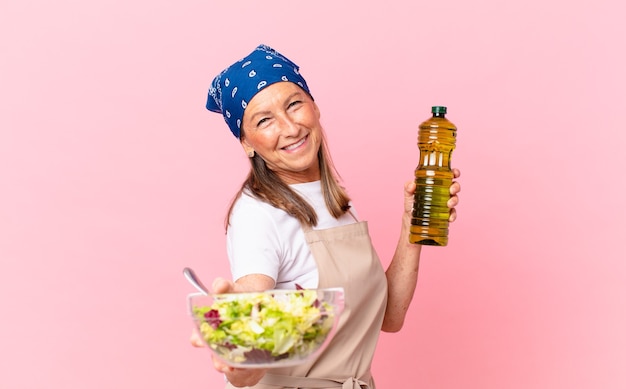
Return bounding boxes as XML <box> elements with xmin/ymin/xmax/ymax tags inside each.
<box><xmin>404</xmin><ymin>168</ymin><xmax>461</xmax><ymax>222</ymax></box>
<box><xmin>448</xmin><ymin>168</ymin><xmax>461</xmax><ymax>222</ymax></box>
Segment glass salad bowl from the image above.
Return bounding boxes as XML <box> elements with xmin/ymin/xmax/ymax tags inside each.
<box><xmin>187</xmin><ymin>287</ymin><xmax>345</xmax><ymax>368</ymax></box>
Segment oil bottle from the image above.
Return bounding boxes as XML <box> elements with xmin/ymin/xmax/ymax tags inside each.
<box><xmin>409</xmin><ymin>106</ymin><xmax>457</xmax><ymax>246</ymax></box>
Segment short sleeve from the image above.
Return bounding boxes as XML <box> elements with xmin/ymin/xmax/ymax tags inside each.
<box><xmin>226</xmin><ymin>199</ymin><xmax>282</xmax><ymax>283</ymax></box>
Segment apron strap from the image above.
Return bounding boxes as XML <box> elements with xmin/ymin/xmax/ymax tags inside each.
<box><xmin>260</xmin><ymin>372</ymin><xmax>371</xmax><ymax>389</ymax></box>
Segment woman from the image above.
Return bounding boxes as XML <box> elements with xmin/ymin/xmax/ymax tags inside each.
<box><xmin>192</xmin><ymin>44</ymin><xmax>461</xmax><ymax>388</ymax></box>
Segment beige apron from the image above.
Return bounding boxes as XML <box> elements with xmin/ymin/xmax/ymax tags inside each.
<box><xmin>226</xmin><ymin>221</ymin><xmax>388</xmax><ymax>389</ymax></box>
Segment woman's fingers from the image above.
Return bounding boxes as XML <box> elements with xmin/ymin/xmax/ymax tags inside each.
<box><xmin>448</xmin><ymin>169</ymin><xmax>460</xmax><ymax>222</ymax></box>
<box><xmin>213</xmin><ymin>353</ymin><xmax>267</xmax><ymax>387</ymax></box>
<box><xmin>447</xmin><ymin>193</ymin><xmax>459</xmax><ymax>209</ymax></box>
<box><xmin>449</xmin><ymin>180</ymin><xmax>461</xmax><ymax>195</ymax></box>
<box><xmin>404</xmin><ymin>180</ymin><xmax>416</xmax><ymax>213</ymax></box>
<box><xmin>448</xmin><ymin>208</ymin><xmax>457</xmax><ymax>223</ymax></box>
<box><xmin>211</xmin><ymin>354</ymin><xmax>234</xmax><ymax>374</ymax></box>
<box><xmin>404</xmin><ymin>180</ymin><xmax>416</xmax><ymax>195</ymax></box>
<box><xmin>190</xmin><ymin>330</ymin><xmax>205</xmax><ymax>348</ymax></box>
<box><xmin>212</xmin><ymin>277</ymin><xmax>235</xmax><ymax>294</ymax></box>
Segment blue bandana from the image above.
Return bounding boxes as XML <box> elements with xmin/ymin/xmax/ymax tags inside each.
<box><xmin>206</xmin><ymin>44</ymin><xmax>313</xmax><ymax>139</ymax></box>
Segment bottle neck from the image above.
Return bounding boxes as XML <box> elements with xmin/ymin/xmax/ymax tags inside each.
<box><xmin>433</xmin><ymin>113</ymin><xmax>446</xmax><ymax>118</ymax></box>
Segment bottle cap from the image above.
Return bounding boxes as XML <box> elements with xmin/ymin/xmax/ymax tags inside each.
<box><xmin>431</xmin><ymin>106</ymin><xmax>447</xmax><ymax>114</ymax></box>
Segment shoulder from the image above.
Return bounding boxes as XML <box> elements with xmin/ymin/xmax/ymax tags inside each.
<box><xmin>229</xmin><ymin>191</ymin><xmax>303</xmax><ymax>241</ymax></box>
<box><xmin>230</xmin><ymin>191</ymin><xmax>292</xmax><ymax>228</ymax></box>
<box><xmin>226</xmin><ymin>191</ymin><xmax>304</xmax><ymax>281</ymax></box>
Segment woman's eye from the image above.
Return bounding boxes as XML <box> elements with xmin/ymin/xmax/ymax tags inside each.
<box><xmin>288</xmin><ymin>100</ymin><xmax>302</xmax><ymax>109</ymax></box>
<box><xmin>256</xmin><ymin>117</ymin><xmax>269</xmax><ymax>127</ymax></box>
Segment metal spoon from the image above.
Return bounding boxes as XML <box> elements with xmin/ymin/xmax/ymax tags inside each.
<box><xmin>183</xmin><ymin>267</ymin><xmax>209</xmax><ymax>295</ymax></box>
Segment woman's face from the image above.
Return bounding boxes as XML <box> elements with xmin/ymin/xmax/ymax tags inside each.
<box><xmin>240</xmin><ymin>82</ymin><xmax>323</xmax><ymax>184</ymax></box>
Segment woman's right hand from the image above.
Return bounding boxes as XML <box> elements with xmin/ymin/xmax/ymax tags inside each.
<box><xmin>190</xmin><ymin>275</ymin><xmax>275</xmax><ymax>387</ymax></box>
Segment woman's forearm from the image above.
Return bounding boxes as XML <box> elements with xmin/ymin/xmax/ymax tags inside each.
<box><xmin>382</xmin><ymin>214</ymin><xmax>422</xmax><ymax>332</ymax></box>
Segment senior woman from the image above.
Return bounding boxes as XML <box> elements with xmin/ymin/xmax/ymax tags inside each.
<box><xmin>192</xmin><ymin>44</ymin><xmax>461</xmax><ymax>389</ymax></box>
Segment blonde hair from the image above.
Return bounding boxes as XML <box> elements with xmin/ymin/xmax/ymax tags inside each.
<box><xmin>225</xmin><ymin>132</ymin><xmax>351</xmax><ymax>230</ymax></box>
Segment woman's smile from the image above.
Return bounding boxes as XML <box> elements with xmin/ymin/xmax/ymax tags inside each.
<box><xmin>282</xmin><ymin>134</ymin><xmax>308</xmax><ymax>152</ymax></box>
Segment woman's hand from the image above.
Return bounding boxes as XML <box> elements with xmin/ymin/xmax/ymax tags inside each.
<box><xmin>191</xmin><ymin>330</ymin><xmax>266</xmax><ymax>386</ymax></box>
<box><xmin>448</xmin><ymin>168</ymin><xmax>461</xmax><ymax>222</ymax></box>
<box><xmin>188</xmin><ymin>278</ymin><xmax>239</xmax><ymax>350</ymax></box>
<box><xmin>189</xmin><ymin>275</ymin><xmax>273</xmax><ymax>387</ymax></box>
<box><xmin>403</xmin><ymin>167</ymin><xmax>461</xmax><ymax>221</ymax></box>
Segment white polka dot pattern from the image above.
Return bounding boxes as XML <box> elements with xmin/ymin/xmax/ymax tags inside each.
<box><xmin>206</xmin><ymin>44</ymin><xmax>312</xmax><ymax>139</ymax></box>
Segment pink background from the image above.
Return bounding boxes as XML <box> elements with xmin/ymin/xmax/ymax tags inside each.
<box><xmin>2</xmin><ymin>0</ymin><xmax>625</xmax><ymax>388</ymax></box>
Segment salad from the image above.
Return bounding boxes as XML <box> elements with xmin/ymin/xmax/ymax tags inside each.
<box><xmin>192</xmin><ymin>288</ymin><xmax>338</xmax><ymax>366</ymax></box>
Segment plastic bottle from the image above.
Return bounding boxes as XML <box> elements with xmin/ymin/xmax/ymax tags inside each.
<box><xmin>409</xmin><ymin>106</ymin><xmax>457</xmax><ymax>246</ymax></box>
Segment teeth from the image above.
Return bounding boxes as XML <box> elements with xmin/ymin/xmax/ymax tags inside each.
<box><xmin>283</xmin><ymin>136</ymin><xmax>306</xmax><ymax>151</ymax></box>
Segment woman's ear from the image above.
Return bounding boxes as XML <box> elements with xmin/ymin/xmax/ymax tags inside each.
<box><xmin>241</xmin><ymin>138</ymin><xmax>255</xmax><ymax>158</ymax></box>
<box><xmin>313</xmin><ymin>101</ymin><xmax>321</xmax><ymax>120</ymax></box>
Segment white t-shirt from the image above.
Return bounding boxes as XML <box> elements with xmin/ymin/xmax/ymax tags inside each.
<box><xmin>226</xmin><ymin>181</ymin><xmax>358</xmax><ymax>289</ymax></box>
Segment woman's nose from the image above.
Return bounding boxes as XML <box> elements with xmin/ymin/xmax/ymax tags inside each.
<box><xmin>277</xmin><ymin>114</ymin><xmax>299</xmax><ymax>136</ymax></box>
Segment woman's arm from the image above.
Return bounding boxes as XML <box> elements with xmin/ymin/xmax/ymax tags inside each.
<box><xmin>382</xmin><ymin>169</ymin><xmax>461</xmax><ymax>332</ymax></box>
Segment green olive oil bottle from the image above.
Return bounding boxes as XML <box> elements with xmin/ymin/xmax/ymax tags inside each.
<box><xmin>409</xmin><ymin>106</ymin><xmax>457</xmax><ymax>246</ymax></box>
